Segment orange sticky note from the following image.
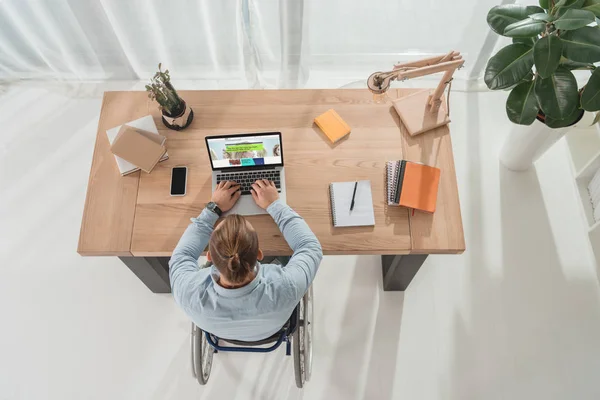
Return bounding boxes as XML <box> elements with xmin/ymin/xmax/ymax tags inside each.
<box><xmin>314</xmin><ymin>109</ymin><xmax>351</xmax><ymax>143</ymax></box>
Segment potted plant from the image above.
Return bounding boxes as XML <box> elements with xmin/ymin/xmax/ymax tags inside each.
<box><xmin>145</xmin><ymin>64</ymin><xmax>194</xmax><ymax>130</ymax></box>
<box><xmin>485</xmin><ymin>0</ymin><xmax>600</xmax><ymax>170</ymax></box>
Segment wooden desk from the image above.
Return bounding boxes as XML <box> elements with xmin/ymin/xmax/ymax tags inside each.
<box><xmin>78</xmin><ymin>89</ymin><xmax>465</xmax><ymax>292</ymax></box>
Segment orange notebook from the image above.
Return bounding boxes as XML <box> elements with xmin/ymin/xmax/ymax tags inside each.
<box><xmin>314</xmin><ymin>109</ymin><xmax>351</xmax><ymax>143</ymax></box>
<box><xmin>389</xmin><ymin>160</ymin><xmax>440</xmax><ymax>213</ymax></box>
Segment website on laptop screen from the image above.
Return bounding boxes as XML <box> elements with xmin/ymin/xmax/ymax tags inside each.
<box><xmin>207</xmin><ymin>134</ymin><xmax>282</xmax><ymax>169</ymax></box>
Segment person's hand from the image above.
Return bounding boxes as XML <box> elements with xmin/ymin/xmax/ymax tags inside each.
<box><xmin>251</xmin><ymin>179</ymin><xmax>279</xmax><ymax>209</ymax></box>
<box><xmin>211</xmin><ymin>181</ymin><xmax>241</xmax><ymax>212</ymax></box>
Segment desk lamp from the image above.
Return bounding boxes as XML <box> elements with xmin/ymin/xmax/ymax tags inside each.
<box><xmin>367</xmin><ymin>51</ymin><xmax>464</xmax><ymax>136</ymax></box>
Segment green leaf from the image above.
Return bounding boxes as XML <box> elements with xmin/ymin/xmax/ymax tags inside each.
<box><xmin>487</xmin><ymin>5</ymin><xmax>545</xmax><ymax>35</ymax></box>
<box><xmin>506</xmin><ymin>80</ymin><xmax>540</xmax><ymax>124</ymax></box>
<box><xmin>534</xmin><ymin>35</ymin><xmax>563</xmax><ymax>78</ymax></box>
<box><xmin>556</xmin><ymin>0</ymin><xmax>586</xmax><ymax>9</ymax></box>
<box><xmin>582</xmin><ymin>68</ymin><xmax>600</xmax><ymax>110</ymax></box>
<box><xmin>485</xmin><ymin>44</ymin><xmax>535</xmax><ymax>90</ymax></box>
<box><xmin>540</xmin><ymin>0</ymin><xmax>550</xmax><ymax>9</ymax></box>
<box><xmin>513</xmin><ymin>37</ymin><xmax>537</xmax><ymax>46</ymax></box>
<box><xmin>560</xmin><ymin>58</ymin><xmax>596</xmax><ymax>69</ymax></box>
<box><xmin>544</xmin><ymin>107</ymin><xmax>585</xmax><ymax>127</ymax></box>
<box><xmin>504</xmin><ymin>70</ymin><xmax>535</xmax><ymax>91</ymax></box>
<box><xmin>530</xmin><ymin>12</ymin><xmax>553</xmax><ymax>21</ymax></box>
<box><xmin>554</xmin><ymin>9</ymin><xmax>596</xmax><ymax>29</ymax></box>
<box><xmin>583</xmin><ymin>0</ymin><xmax>600</xmax><ymax>17</ymax></box>
<box><xmin>535</xmin><ymin>67</ymin><xmax>580</xmax><ymax>118</ymax></box>
<box><xmin>522</xmin><ymin>70</ymin><xmax>536</xmax><ymax>83</ymax></box>
<box><xmin>504</xmin><ymin>18</ymin><xmax>547</xmax><ymax>37</ymax></box>
<box><xmin>561</xmin><ymin>27</ymin><xmax>600</xmax><ymax>63</ymax></box>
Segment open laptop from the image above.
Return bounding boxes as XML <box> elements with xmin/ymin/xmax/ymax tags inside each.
<box><xmin>205</xmin><ymin>132</ymin><xmax>287</xmax><ymax>216</ymax></box>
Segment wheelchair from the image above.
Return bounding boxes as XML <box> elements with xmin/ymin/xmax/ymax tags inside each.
<box><xmin>191</xmin><ymin>286</ymin><xmax>313</xmax><ymax>388</ymax></box>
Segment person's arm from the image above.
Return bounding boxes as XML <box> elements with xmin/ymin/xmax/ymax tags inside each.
<box><xmin>169</xmin><ymin>209</ymin><xmax>218</xmax><ymax>304</ymax></box>
<box><xmin>169</xmin><ymin>181</ymin><xmax>241</xmax><ymax>305</ymax></box>
<box><xmin>251</xmin><ymin>180</ymin><xmax>323</xmax><ymax>298</ymax></box>
<box><xmin>267</xmin><ymin>200</ymin><xmax>323</xmax><ymax>298</ymax></box>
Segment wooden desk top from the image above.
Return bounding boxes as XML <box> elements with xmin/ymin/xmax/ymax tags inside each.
<box><xmin>78</xmin><ymin>89</ymin><xmax>465</xmax><ymax>257</ymax></box>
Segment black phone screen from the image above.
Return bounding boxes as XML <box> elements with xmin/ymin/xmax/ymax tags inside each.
<box><xmin>170</xmin><ymin>167</ymin><xmax>187</xmax><ymax>196</ymax></box>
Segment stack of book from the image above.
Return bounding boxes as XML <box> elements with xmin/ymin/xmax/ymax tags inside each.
<box><xmin>386</xmin><ymin>160</ymin><xmax>441</xmax><ymax>213</ymax></box>
<box><xmin>106</xmin><ymin>115</ymin><xmax>168</xmax><ymax>175</ymax></box>
<box><xmin>588</xmin><ymin>168</ymin><xmax>600</xmax><ymax>222</ymax></box>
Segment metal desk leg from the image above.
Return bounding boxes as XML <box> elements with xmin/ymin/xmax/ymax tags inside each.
<box><xmin>119</xmin><ymin>257</ymin><xmax>171</xmax><ymax>293</ymax></box>
<box><xmin>381</xmin><ymin>255</ymin><xmax>428</xmax><ymax>291</ymax></box>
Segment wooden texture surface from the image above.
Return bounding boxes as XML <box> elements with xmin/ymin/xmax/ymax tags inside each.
<box><xmin>79</xmin><ymin>89</ymin><xmax>465</xmax><ymax>257</ymax></box>
<box><xmin>77</xmin><ymin>92</ymin><xmax>149</xmax><ymax>256</ymax></box>
<box><xmin>395</xmin><ymin>89</ymin><xmax>465</xmax><ymax>254</ymax></box>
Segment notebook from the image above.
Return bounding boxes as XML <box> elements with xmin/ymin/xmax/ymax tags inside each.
<box><xmin>106</xmin><ymin>115</ymin><xmax>169</xmax><ymax>176</ymax></box>
<box><xmin>386</xmin><ymin>161</ymin><xmax>398</xmax><ymax>205</ymax></box>
<box><xmin>314</xmin><ymin>109</ymin><xmax>351</xmax><ymax>143</ymax></box>
<box><xmin>386</xmin><ymin>160</ymin><xmax>440</xmax><ymax>213</ymax></box>
<box><xmin>110</xmin><ymin>125</ymin><xmax>167</xmax><ymax>173</ymax></box>
<box><xmin>329</xmin><ymin>180</ymin><xmax>375</xmax><ymax>227</ymax></box>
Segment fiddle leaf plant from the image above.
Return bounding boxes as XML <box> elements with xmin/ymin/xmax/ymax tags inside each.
<box><xmin>485</xmin><ymin>0</ymin><xmax>600</xmax><ymax>128</ymax></box>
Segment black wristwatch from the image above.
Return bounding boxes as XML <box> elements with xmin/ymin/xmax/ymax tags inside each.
<box><xmin>206</xmin><ymin>202</ymin><xmax>222</xmax><ymax>216</ymax></box>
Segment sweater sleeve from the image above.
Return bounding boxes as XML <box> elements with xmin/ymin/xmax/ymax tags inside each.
<box><xmin>266</xmin><ymin>200</ymin><xmax>323</xmax><ymax>300</ymax></box>
<box><xmin>168</xmin><ymin>208</ymin><xmax>219</xmax><ymax>306</ymax></box>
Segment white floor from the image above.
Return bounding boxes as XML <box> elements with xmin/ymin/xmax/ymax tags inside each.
<box><xmin>1</xmin><ymin>80</ymin><xmax>600</xmax><ymax>400</ymax></box>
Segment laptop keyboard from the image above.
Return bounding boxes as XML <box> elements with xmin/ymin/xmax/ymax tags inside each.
<box><xmin>217</xmin><ymin>170</ymin><xmax>281</xmax><ymax>195</ymax></box>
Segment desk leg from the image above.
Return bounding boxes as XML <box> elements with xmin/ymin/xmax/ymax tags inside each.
<box><xmin>381</xmin><ymin>255</ymin><xmax>428</xmax><ymax>291</ymax></box>
<box><xmin>119</xmin><ymin>257</ymin><xmax>171</xmax><ymax>294</ymax></box>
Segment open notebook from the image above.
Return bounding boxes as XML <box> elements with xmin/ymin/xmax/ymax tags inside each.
<box><xmin>329</xmin><ymin>180</ymin><xmax>375</xmax><ymax>227</ymax></box>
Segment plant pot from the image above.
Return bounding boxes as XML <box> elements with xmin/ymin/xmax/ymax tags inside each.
<box><xmin>161</xmin><ymin>100</ymin><xmax>194</xmax><ymax>131</ymax></box>
<box><xmin>499</xmin><ymin>110</ymin><xmax>596</xmax><ymax>171</ymax></box>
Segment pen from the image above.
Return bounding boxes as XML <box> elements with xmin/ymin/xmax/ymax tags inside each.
<box><xmin>350</xmin><ymin>181</ymin><xmax>358</xmax><ymax>211</ymax></box>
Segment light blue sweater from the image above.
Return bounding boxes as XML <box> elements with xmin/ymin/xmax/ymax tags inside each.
<box><xmin>169</xmin><ymin>200</ymin><xmax>323</xmax><ymax>341</ymax></box>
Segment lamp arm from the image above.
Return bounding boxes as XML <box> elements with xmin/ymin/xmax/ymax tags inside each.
<box><xmin>393</xmin><ymin>51</ymin><xmax>460</xmax><ymax>70</ymax></box>
<box><xmin>394</xmin><ymin>59</ymin><xmax>464</xmax><ymax>81</ymax></box>
<box><xmin>367</xmin><ymin>52</ymin><xmax>465</xmax><ymax>97</ymax></box>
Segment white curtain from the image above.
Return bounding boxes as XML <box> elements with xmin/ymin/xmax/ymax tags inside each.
<box><xmin>0</xmin><ymin>0</ymin><xmax>501</xmax><ymax>87</ymax></box>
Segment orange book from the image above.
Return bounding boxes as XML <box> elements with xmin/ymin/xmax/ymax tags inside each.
<box><xmin>314</xmin><ymin>109</ymin><xmax>351</xmax><ymax>143</ymax></box>
<box><xmin>391</xmin><ymin>160</ymin><xmax>440</xmax><ymax>213</ymax></box>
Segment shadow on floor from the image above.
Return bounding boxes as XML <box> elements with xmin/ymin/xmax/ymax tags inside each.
<box><xmin>447</xmin><ymin>165</ymin><xmax>600</xmax><ymax>399</ymax></box>
<box><xmin>320</xmin><ymin>259</ymin><xmax>405</xmax><ymax>400</ymax></box>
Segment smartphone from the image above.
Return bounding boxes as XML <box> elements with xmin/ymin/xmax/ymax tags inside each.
<box><xmin>170</xmin><ymin>166</ymin><xmax>187</xmax><ymax>196</ymax></box>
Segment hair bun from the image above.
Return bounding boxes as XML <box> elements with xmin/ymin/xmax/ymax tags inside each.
<box><xmin>228</xmin><ymin>253</ymin><xmax>241</xmax><ymax>271</ymax></box>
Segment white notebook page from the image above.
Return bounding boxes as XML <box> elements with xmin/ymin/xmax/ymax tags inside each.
<box><xmin>330</xmin><ymin>180</ymin><xmax>375</xmax><ymax>227</ymax></box>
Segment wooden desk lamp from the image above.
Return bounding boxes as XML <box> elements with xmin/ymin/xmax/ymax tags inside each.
<box><xmin>367</xmin><ymin>51</ymin><xmax>464</xmax><ymax>136</ymax></box>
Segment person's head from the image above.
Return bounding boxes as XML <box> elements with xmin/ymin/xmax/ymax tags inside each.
<box><xmin>207</xmin><ymin>214</ymin><xmax>263</xmax><ymax>286</ymax></box>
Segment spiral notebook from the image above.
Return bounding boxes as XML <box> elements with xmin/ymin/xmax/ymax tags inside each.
<box><xmin>386</xmin><ymin>160</ymin><xmax>440</xmax><ymax>213</ymax></box>
<box><xmin>329</xmin><ymin>180</ymin><xmax>375</xmax><ymax>227</ymax></box>
<box><xmin>386</xmin><ymin>161</ymin><xmax>398</xmax><ymax>205</ymax></box>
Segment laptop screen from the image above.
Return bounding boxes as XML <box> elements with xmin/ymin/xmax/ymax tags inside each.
<box><xmin>206</xmin><ymin>132</ymin><xmax>283</xmax><ymax>170</ymax></box>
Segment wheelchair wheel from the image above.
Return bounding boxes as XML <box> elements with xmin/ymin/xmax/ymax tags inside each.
<box><xmin>293</xmin><ymin>286</ymin><xmax>313</xmax><ymax>388</ymax></box>
<box><xmin>191</xmin><ymin>324</ymin><xmax>214</xmax><ymax>385</ymax></box>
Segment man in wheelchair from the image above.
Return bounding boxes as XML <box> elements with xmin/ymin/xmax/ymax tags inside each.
<box><xmin>169</xmin><ymin>179</ymin><xmax>323</xmax><ymax>342</ymax></box>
